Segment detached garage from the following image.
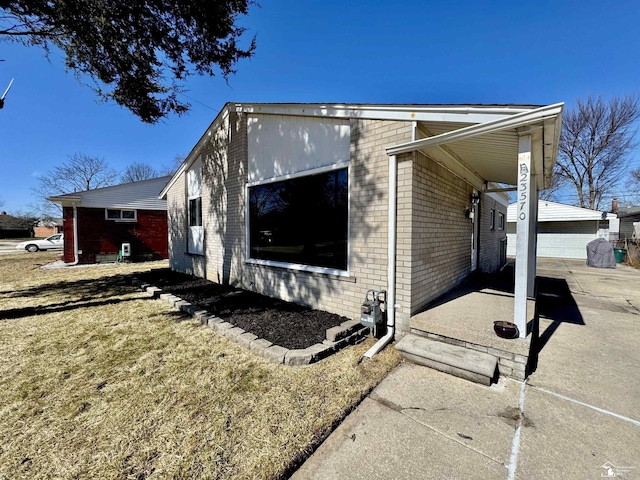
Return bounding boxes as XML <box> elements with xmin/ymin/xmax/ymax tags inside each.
<box><xmin>507</xmin><ymin>200</ymin><xmax>616</xmax><ymax>259</ymax></box>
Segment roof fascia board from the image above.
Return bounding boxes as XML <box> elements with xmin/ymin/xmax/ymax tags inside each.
<box><xmin>159</xmin><ymin>106</ymin><xmax>231</xmax><ymax>199</ymax></box>
<box><xmin>386</xmin><ymin>103</ymin><xmax>564</xmax><ymax>156</ymax></box>
<box><xmin>47</xmin><ymin>195</ymin><xmax>82</xmax><ymax>206</ymax></box>
<box><xmin>236</xmin><ymin>103</ymin><xmax>535</xmax><ymax>124</ymax></box>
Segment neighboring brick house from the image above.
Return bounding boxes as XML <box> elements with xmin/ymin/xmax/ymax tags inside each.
<box><xmin>48</xmin><ymin>176</ymin><xmax>170</xmax><ymax>264</ymax></box>
<box><xmin>34</xmin><ymin>218</ymin><xmax>63</xmax><ymax>237</ymax></box>
<box><xmin>160</xmin><ymin>102</ymin><xmax>562</xmax><ymax>340</ymax></box>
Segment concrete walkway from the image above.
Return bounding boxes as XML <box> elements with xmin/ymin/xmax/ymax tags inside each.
<box><xmin>293</xmin><ymin>259</ymin><xmax>640</xmax><ymax>480</ymax></box>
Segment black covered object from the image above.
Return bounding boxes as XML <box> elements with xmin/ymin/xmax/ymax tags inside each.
<box><xmin>586</xmin><ymin>238</ymin><xmax>616</xmax><ymax>268</ymax></box>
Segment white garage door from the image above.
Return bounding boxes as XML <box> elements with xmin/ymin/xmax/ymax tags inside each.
<box><xmin>506</xmin><ymin>221</ymin><xmax>598</xmax><ymax>259</ymax></box>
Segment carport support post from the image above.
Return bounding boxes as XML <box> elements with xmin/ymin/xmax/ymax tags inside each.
<box><xmin>514</xmin><ymin>135</ymin><xmax>533</xmax><ymax>338</ymax></box>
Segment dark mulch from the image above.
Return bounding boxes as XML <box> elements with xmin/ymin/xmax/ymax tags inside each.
<box><xmin>135</xmin><ymin>268</ymin><xmax>349</xmax><ymax>350</ymax></box>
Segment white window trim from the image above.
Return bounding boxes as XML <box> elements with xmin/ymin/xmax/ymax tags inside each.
<box><xmin>104</xmin><ymin>209</ymin><xmax>137</xmax><ymax>222</ymax></box>
<box><xmin>490</xmin><ymin>209</ymin><xmax>495</xmax><ymax>231</ymax></box>
<box><xmin>247</xmin><ymin>160</ymin><xmax>350</xmax><ymax>188</ymax></box>
<box><xmin>187</xmin><ymin>159</ymin><xmax>204</xmax><ymax>255</ymax></box>
<box><xmin>245</xmin><ymin>161</ymin><xmax>351</xmax><ymax>275</ymax></box>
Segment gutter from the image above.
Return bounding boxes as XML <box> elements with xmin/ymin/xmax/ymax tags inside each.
<box><xmin>362</xmin><ymin>154</ymin><xmax>397</xmax><ymax>359</ymax></box>
<box><xmin>68</xmin><ymin>205</ymin><xmax>80</xmax><ymax>266</ymax></box>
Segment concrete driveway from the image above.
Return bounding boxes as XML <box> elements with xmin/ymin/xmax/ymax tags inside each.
<box><xmin>293</xmin><ymin>258</ymin><xmax>640</xmax><ymax>480</ymax></box>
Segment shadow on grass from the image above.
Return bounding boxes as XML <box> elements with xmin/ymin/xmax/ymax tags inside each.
<box><xmin>0</xmin><ymin>274</ymin><xmax>162</xmax><ymax>321</ymax></box>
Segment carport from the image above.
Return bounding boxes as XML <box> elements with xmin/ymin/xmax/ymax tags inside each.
<box><xmin>383</xmin><ymin>103</ymin><xmax>564</xmax><ymax>342</ymax></box>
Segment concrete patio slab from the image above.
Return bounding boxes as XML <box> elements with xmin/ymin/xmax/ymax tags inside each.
<box><xmin>371</xmin><ymin>363</ymin><xmax>520</xmax><ymax>466</ymax></box>
<box><xmin>411</xmin><ymin>288</ymin><xmax>534</xmax><ymax>357</ymax></box>
<box><xmin>516</xmin><ymin>387</ymin><xmax>640</xmax><ymax>480</ymax></box>
<box><xmin>292</xmin><ymin>394</ymin><xmax>509</xmax><ymax>480</ymax></box>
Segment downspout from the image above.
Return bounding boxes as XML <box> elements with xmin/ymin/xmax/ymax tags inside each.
<box><xmin>69</xmin><ymin>205</ymin><xmax>79</xmax><ymax>265</ymax></box>
<box><xmin>362</xmin><ymin>154</ymin><xmax>397</xmax><ymax>359</ymax></box>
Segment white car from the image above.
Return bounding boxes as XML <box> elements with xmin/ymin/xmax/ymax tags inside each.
<box><xmin>16</xmin><ymin>234</ymin><xmax>64</xmax><ymax>252</ymax></box>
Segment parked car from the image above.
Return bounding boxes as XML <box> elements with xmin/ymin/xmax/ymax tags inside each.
<box><xmin>16</xmin><ymin>234</ymin><xmax>64</xmax><ymax>252</ymax></box>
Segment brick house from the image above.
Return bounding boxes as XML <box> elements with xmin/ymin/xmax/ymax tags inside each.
<box><xmin>34</xmin><ymin>218</ymin><xmax>63</xmax><ymax>238</ymax></box>
<box><xmin>49</xmin><ymin>176</ymin><xmax>170</xmax><ymax>264</ymax></box>
<box><xmin>160</xmin><ymin>103</ymin><xmax>563</xmax><ymax>347</ymax></box>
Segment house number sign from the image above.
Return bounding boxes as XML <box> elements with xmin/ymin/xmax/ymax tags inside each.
<box><xmin>518</xmin><ymin>162</ymin><xmax>529</xmax><ymax>221</ymax></box>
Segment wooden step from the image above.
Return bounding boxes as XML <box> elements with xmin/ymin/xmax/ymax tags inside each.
<box><xmin>396</xmin><ymin>334</ymin><xmax>498</xmax><ymax>385</ymax></box>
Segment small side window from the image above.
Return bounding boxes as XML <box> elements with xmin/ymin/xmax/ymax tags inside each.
<box><xmin>105</xmin><ymin>209</ymin><xmax>137</xmax><ymax>221</ymax></box>
<box><xmin>498</xmin><ymin>212</ymin><xmax>505</xmax><ymax>231</ymax></box>
<box><xmin>490</xmin><ymin>209</ymin><xmax>495</xmax><ymax>231</ymax></box>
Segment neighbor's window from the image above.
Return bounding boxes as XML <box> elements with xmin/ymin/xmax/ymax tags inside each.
<box><xmin>490</xmin><ymin>209</ymin><xmax>495</xmax><ymax>231</ymax></box>
<box><xmin>498</xmin><ymin>212</ymin><xmax>505</xmax><ymax>231</ymax></box>
<box><xmin>249</xmin><ymin>168</ymin><xmax>348</xmax><ymax>271</ymax></box>
<box><xmin>105</xmin><ymin>209</ymin><xmax>137</xmax><ymax>221</ymax></box>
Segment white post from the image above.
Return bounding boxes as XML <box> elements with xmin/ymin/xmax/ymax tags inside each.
<box><xmin>514</xmin><ymin>135</ymin><xmax>533</xmax><ymax>338</ymax></box>
<box><xmin>527</xmin><ymin>187</ymin><xmax>538</xmax><ymax>298</ymax></box>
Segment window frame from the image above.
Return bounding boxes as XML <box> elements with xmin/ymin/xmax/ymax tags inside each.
<box><xmin>189</xmin><ymin>197</ymin><xmax>202</xmax><ymax>227</ymax></box>
<box><xmin>498</xmin><ymin>212</ymin><xmax>505</xmax><ymax>231</ymax></box>
<box><xmin>104</xmin><ymin>209</ymin><xmax>137</xmax><ymax>222</ymax></box>
<box><xmin>187</xmin><ymin>158</ymin><xmax>204</xmax><ymax>255</ymax></box>
<box><xmin>490</xmin><ymin>209</ymin><xmax>495</xmax><ymax>231</ymax></box>
<box><xmin>245</xmin><ymin>161</ymin><xmax>350</xmax><ymax>276</ymax></box>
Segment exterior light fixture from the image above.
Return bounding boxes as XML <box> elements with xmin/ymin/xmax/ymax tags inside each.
<box><xmin>470</xmin><ymin>193</ymin><xmax>480</xmax><ymax>206</ymax></box>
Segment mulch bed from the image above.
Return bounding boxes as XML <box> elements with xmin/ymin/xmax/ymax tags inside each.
<box><xmin>135</xmin><ymin>268</ymin><xmax>349</xmax><ymax>350</ymax></box>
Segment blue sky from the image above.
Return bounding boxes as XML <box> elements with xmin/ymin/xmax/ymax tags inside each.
<box><xmin>1</xmin><ymin>0</ymin><xmax>639</xmax><ymax>213</ymax></box>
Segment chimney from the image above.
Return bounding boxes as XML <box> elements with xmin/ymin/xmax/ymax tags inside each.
<box><xmin>611</xmin><ymin>198</ymin><xmax>619</xmax><ymax>213</ymax></box>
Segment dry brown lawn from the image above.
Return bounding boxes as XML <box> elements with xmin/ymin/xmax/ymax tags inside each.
<box><xmin>0</xmin><ymin>253</ymin><xmax>400</xmax><ymax>479</ymax></box>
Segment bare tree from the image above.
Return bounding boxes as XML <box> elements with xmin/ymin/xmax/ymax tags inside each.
<box><xmin>121</xmin><ymin>162</ymin><xmax>160</xmax><ymax>183</ymax></box>
<box><xmin>9</xmin><ymin>209</ymin><xmax>42</xmax><ymax>237</ymax></box>
<box><xmin>159</xmin><ymin>154</ymin><xmax>186</xmax><ymax>176</ymax></box>
<box><xmin>35</xmin><ymin>153</ymin><xmax>118</xmax><ymax>215</ymax></box>
<box><xmin>554</xmin><ymin>95</ymin><xmax>640</xmax><ymax>210</ymax></box>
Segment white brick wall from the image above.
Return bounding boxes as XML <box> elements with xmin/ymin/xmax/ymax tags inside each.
<box><xmin>166</xmin><ymin>112</ymin><xmax>507</xmax><ymax>336</ymax></box>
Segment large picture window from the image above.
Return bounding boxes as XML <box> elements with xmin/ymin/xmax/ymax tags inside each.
<box><xmin>249</xmin><ymin>168</ymin><xmax>348</xmax><ymax>271</ymax></box>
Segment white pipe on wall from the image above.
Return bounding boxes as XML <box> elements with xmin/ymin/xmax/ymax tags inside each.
<box><xmin>362</xmin><ymin>154</ymin><xmax>397</xmax><ymax>359</ymax></box>
<box><xmin>70</xmin><ymin>205</ymin><xmax>79</xmax><ymax>266</ymax></box>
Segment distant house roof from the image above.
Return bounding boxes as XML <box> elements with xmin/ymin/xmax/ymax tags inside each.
<box><xmin>615</xmin><ymin>206</ymin><xmax>640</xmax><ymax>218</ymax></box>
<box><xmin>0</xmin><ymin>212</ymin><xmax>26</xmax><ymax>229</ymax></box>
<box><xmin>507</xmin><ymin>200</ymin><xmax>615</xmax><ymax>223</ymax></box>
<box><xmin>37</xmin><ymin>218</ymin><xmax>64</xmax><ymax>227</ymax></box>
<box><xmin>48</xmin><ymin>176</ymin><xmax>171</xmax><ymax>210</ymax></box>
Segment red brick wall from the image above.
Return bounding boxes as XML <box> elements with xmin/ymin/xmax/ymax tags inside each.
<box><xmin>71</xmin><ymin>207</ymin><xmax>168</xmax><ymax>264</ymax></box>
<box><xmin>62</xmin><ymin>207</ymin><xmax>75</xmax><ymax>263</ymax></box>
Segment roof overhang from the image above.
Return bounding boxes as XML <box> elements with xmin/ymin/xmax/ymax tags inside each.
<box><xmin>47</xmin><ymin>195</ymin><xmax>82</xmax><ymax>207</ymax></box>
<box><xmin>159</xmin><ymin>102</ymin><xmax>564</xmax><ymax>198</ymax></box>
<box><xmin>386</xmin><ymin>103</ymin><xmax>564</xmax><ymax>191</ymax></box>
